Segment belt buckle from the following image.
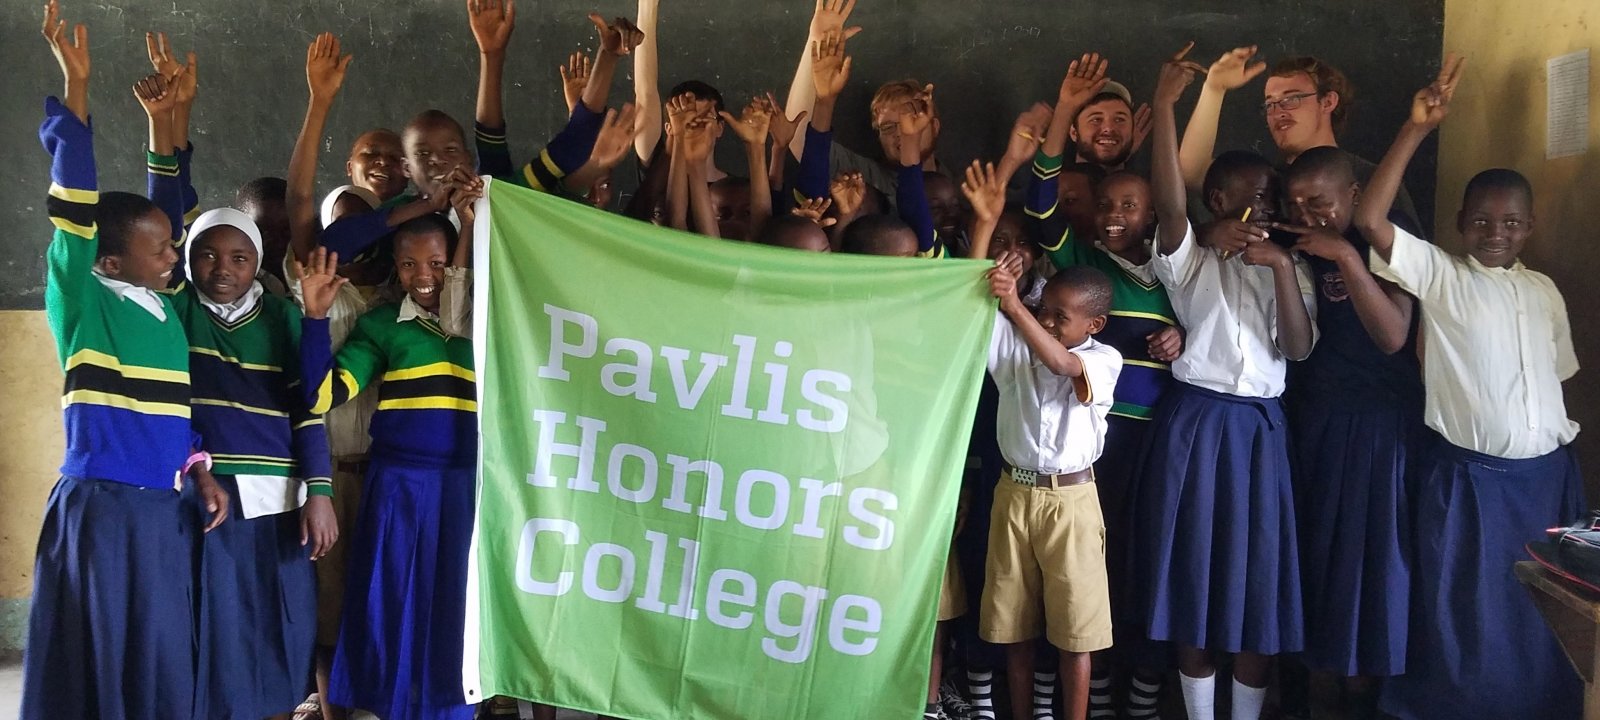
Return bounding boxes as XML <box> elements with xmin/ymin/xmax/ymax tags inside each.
<box><xmin>1011</xmin><ymin>468</ymin><xmax>1039</xmax><ymax>486</ymax></box>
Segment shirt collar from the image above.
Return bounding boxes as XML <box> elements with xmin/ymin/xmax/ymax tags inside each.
<box><xmin>1465</xmin><ymin>254</ymin><xmax>1526</xmax><ymax>274</ymax></box>
<box><xmin>197</xmin><ymin>281</ymin><xmax>265</xmax><ymax>324</ymax></box>
<box><xmin>397</xmin><ymin>294</ymin><xmax>439</xmax><ymax>323</ymax></box>
<box><xmin>1095</xmin><ymin>239</ymin><xmax>1158</xmax><ymax>282</ymax></box>
<box><xmin>92</xmin><ymin>270</ymin><xmax>168</xmax><ymax>321</ymax></box>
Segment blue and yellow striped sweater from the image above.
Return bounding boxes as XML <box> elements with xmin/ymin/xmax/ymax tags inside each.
<box><xmin>301</xmin><ymin>303</ymin><xmax>476</xmax><ymax>469</ymax></box>
<box><xmin>41</xmin><ymin>98</ymin><xmax>193</xmax><ymax>490</ymax></box>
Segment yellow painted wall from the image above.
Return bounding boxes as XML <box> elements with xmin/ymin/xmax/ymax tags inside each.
<box><xmin>0</xmin><ymin>310</ymin><xmax>65</xmax><ymax>652</ymax></box>
<box><xmin>1439</xmin><ymin>2</ymin><xmax>1599</xmax><ymax>481</ymax></box>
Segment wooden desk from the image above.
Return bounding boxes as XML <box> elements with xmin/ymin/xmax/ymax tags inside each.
<box><xmin>1516</xmin><ymin>561</ymin><xmax>1600</xmax><ymax>720</ymax></box>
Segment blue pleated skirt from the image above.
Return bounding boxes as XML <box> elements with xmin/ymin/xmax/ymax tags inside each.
<box><xmin>21</xmin><ymin>476</ymin><xmax>199</xmax><ymax>720</ymax></box>
<box><xmin>1100</xmin><ymin>414</ymin><xmax>1170</xmax><ymax>666</ymax></box>
<box><xmin>329</xmin><ymin>459</ymin><xmax>477</xmax><ymax>720</ymax></box>
<box><xmin>1379</xmin><ymin>434</ymin><xmax>1583</xmax><ymax>720</ymax></box>
<box><xmin>1129</xmin><ymin>382</ymin><xmax>1303</xmax><ymax>655</ymax></box>
<box><xmin>1292</xmin><ymin>404</ymin><xmax>1413</xmax><ymax>677</ymax></box>
<box><xmin>194</xmin><ymin>475</ymin><xmax>318</xmax><ymax>719</ymax></box>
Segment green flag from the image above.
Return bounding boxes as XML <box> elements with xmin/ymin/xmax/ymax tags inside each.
<box><xmin>465</xmin><ymin>180</ymin><xmax>995</xmax><ymax>720</ymax></box>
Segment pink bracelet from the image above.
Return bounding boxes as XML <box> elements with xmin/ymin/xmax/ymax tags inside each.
<box><xmin>182</xmin><ymin>451</ymin><xmax>213</xmax><ymax>477</ymax></box>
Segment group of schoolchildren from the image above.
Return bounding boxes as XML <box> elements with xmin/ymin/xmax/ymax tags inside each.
<box><xmin>22</xmin><ymin>0</ymin><xmax>1584</xmax><ymax>719</ymax></box>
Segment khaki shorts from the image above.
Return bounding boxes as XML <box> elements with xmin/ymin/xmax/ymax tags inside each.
<box><xmin>315</xmin><ymin>458</ymin><xmax>367</xmax><ymax>648</ymax></box>
<box><xmin>938</xmin><ymin>546</ymin><xmax>967</xmax><ymax>621</ymax></box>
<box><xmin>978</xmin><ymin>471</ymin><xmax>1111</xmax><ymax>652</ymax></box>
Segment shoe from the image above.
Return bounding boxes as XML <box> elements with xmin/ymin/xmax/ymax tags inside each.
<box><xmin>291</xmin><ymin>693</ymin><xmax>323</xmax><ymax>720</ymax></box>
<box><xmin>940</xmin><ymin>681</ymin><xmax>976</xmax><ymax>720</ymax></box>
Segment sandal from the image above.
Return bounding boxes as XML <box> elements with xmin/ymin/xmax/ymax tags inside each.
<box><xmin>291</xmin><ymin>693</ymin><xmax>324</xmax><ymax>720</ymax></box>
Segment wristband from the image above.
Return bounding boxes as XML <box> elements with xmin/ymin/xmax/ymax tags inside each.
<box><xmin>182</xmin><ymin>451</ymin><xmax>213</xmax><ymax>477</ymax></box>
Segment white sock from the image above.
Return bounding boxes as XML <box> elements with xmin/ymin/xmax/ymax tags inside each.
<box><xmin>1178</xmin><ymin>672</ymin><xmax>1215</xmax><ymax>720</ymax></box>
<box><xmin>1230</xmin><ymin>678</ymin><xmax>1266</xmax><ymax>720</ymax></box>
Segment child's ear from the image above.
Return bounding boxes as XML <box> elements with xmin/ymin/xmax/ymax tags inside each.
<box><xmin>1205</xmin><ymin>188</ymin><xmax>1226</xmax><ymax>216</ymax></box>
<box><xmin>345</xmin><ymin>159</ymin><xmax>356</xmax><ymax>179</ymax></box>
<box><xmin>96</xmin><ymin>255</ymin><xmax>121</xmax><ymax>278</ymax></box>
<box><xmin>1089</xmin><ymin>314</ymin><xmax>1107</xmax><ymax>335</ymax></box>
<box><xmin>1455</xmin><ymin>208</ymin><xmax>1468</xmax><ymax>235</ymax></box>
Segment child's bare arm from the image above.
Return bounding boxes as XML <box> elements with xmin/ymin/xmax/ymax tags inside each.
<box><xmin>665</xmin><ymin>95</ymin><xmax>696</xmax><ymax>230</ymax></box>
<box><xmin>631</xmin><ymin>0</ymin><xmax>661</xmax><ymax>161</ymax></box>
<box><xmin>1152</xmin><ymin>44</ymin><xmax>1205</xmax><ymax>254</ymax></box>
<box><xmin>583</xmin><ymin>14</ymin><xmax>644</xmax><ymax>114</ymax></box>
<box><xmin>468</xmin><ymin>0</ymin><xmax>515</xmax><ymax>130</ymax></box>
<box><xmin>287</xmin><ymin>34</ymin><xmax>351</xmax><ymax>266</ymax></box>
<box><xmin>1359</xmin><ymin>54</ymin><xmax>1464</xmax><ymax>261</ymax></box>
<box><xmin>682</xmin><ymin>113</ymin><xmax>719</xmax><ymax>237</ymax></box>
<box><xmin>1289</xmin><ymin>226</ymin><xmax>1414</xmax><ymax>354</ymax></box>
<box><xmin>1243</xmin><ymin>240</ymin><xmax>1315</xmax><ymax>360</ymax></box>
<box><xmin>563</xmin><ymin>103</ymin><xmax>643</xmax><ymax>195</ymax></box>
<box><xmin>1178</xmin><ymin>46</ymin><xmax>1264</xmax><ymax>192</ymax></box>
<box><xmin>989</xmin><ymin>257</ymin><xmax>1086</xmax><ymax>378</ymax></box>
<box><xmin>961</xmin><ymin>160</ymin><xmax>1004</xmax><ymax>260</ymax></box>
<box><xmin>723</xmin><ymin>97</ymin><xmax>775</xmax><ymax>240</ymax></box>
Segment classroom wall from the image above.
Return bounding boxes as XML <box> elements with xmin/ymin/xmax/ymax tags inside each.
<box><xmin>1437</xmin><ymin>0</ymin><xmax>1599</xmax><ymax>491</ymax></box>
<box><xmin>0</xmin><ymin>0</ymin><xmax>1447</xmax><ymax>657</ymax></box>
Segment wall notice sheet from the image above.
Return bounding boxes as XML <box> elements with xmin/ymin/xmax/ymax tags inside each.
<box><xmin>1547</xmin><ymin>49</ymin><xmax>1589</xmax><ymax>160</ymax></box>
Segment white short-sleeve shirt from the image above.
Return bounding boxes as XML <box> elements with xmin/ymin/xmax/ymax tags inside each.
<box><xmin>988</xmin><ymin>312</ymin><xmax>1123</xmax><ymax>475</ymax></box>
<box><xmin>1152</xmin><ymin>221</ymin><xmax>1317</xmax><ymax>398</ymax></box>
<box><xmin>1371</xmin><ymin>224</ymin><xmax>1579</xmax><ymax>458</ymax></box>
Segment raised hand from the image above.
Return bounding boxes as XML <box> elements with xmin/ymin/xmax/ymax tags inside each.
<box><xmin>810</xmin><ymin>31</ymin><xmax>852</xmax><ymax>101</ymax></box>
<box><xmin>132</xmin><ymin>70</ymin><xmax>184</xmax><ymax>117</ymax></box>
<box><xmin>1004</xmin><ymin>103</ymin><xmax>1052</xmax><ymax>167</ymax></box>
<box><xmin>1155</xmin><ymin>42</ymin><xmax>1205</xmax><ymax>107</ymax></box>
<box><xmin>591</xmin><ymin>102</ymin><xmax>643</xmax><ymax>168</ymax></box>
<box><xmin>441</xmin><ymin>168</ymin><xmax>485</xmax><ymax>225</ymax></box>
<box><xmin>42</xmin><ymin>0</ymin><xmax>90</xmax><ymax>120</ymax></box>
<box><xmin>1409</xmin><ymin>53</ymin><xmax>1465</xmax><ymax>130</ymax></box>
<box><xmin>721</xmin><ymin>96</ymin><xmax>774</xmax><ymax>145</ymax></box>
<box><xmin>468</xmin><ymin>0</ymin><xmax>516</xmax><ymax>54</ymax></box>
<box><xmin>830</xmin><ymin>172</ymin><xmax>866</xmax><ymax>218</ymax></box>
<box><xmin>809</xmin><ymin>0</ymin><xmax>862</xmax><ymax>41</ymax></box>
<box><xmin>305</xmin><ymin>32</ymin><xmax>353</xmax><ymax>104</ymax></box>
<box><xmin>895</xmin><ymin>85</ymin><xmax>935</xmax><ymax>165</ymax></box>
<box><xmin>961</xmin><ymin>160</ymin><xmax>1005</xmax><ymax>225</ymax></box>
<box><xmin>145</xmin><ymin>32</ymin><xmax>197</xmax><ymax>105</ymax></box>
<box><xmin>764</xmin><ymin>92</ymin><xmax>809</xmax><ymax>149</ymax></box>
<box><xmin>1204</xmin><ymin>44</ymin><xmax>1266</xmax><ymax>91</ymax></box>
<box><xmin>1128</xmin><ymin>102</ymin><xmax>1153</xmax><ymax>155</ymax></box>
<box><xmin>591</xmin><ymin>13</ymin><xmax>645</xmax><ymax>57</ymax></box>
<box><xmin>666</xmin><ymin>93</ymin><xmax>700</xmax><ymax>139</ymax></box>
<box><xmin>560</xmin><ymin>51</ymin><xmax>591</xmax><ymax>112</ymax></box>
<box><xmin>295</xmin><ymin>247</ymin><xmax>349</xmax><ymax>320</ymax></box>
<box><xmin>680</xmin><ymin>112</ymin><xmax>717</xmax><ymax>162</ymax></box>
<box><xmin>1059</xmin><ymin>52</ymin><xmax>1109</xmax><ymax>110</ymax></box>
<box><xmin>791</xmin><ymin>197</ymin><xmax>838</xmax><ymax>227</ymax></box>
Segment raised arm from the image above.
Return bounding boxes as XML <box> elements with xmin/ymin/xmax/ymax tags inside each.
<box><xmin>135</xmin><ymin>71</ymin><xmax>185</xmax><ymax>255</ymax></box>
<box><xmin>895</xmin><ymin>89</ymin><xmax>940</xmax><ymax>255</ymax></box>
<box><xmin>1357</xmin><ymin>54</ymin><xmax>1464</xmax><ymax>261</ymax></box>
<box><xmin>1152</xmin><ymin>44</ymin><xmax>1204</xmax><ymax>254</ymax></box>
<box><xmin>961</xmin><ymin>161</ymin><xmax>1005</xmax><ymax>260</ymax></box>
<box><xmin>287</xmin><ymin>33</ymin><xmax>352</xmax><ymax>266</ymax></box>
<box><xmin>665</xmin><ymin>95</ymin><xmax>695</xmax><ymax>231</ymax></box>
<box><xmin>680</xmin><ymin>111</ymin><xmax>720</xmax><ymax>236</ymax></box>
<box><xmin>583</xmin><ymin>14</ymin><xmax>644</xmax><ymax>114</ymax></box>
<box><xmin>562</xmin><ymin>103</ymin><xmax>643</xmax><ymax>197</ymax></box>
<box><xmin>41</xmin><ymin>0</ymin><xmax>98</xmax><ymax>334</ymax></box>
<box><xmin>782</xmin><ymin>0</ymin><xmax>860</xmax><ymax>159</ymax></box>
<box><xmin>1042</xmin><ymin>53</ymin><xmax>1108</xmax><ymax>161</ymax></box>
<box><xmin>989</xmin><ymin>255</ymin><xmax>1088</xmax><ymax>378</ymax></box>
<box><xmin>468</xmin><ymin>0</ymin><xmax>515</xmax><ymax>131</ymax></box>
<box><xmin>1178</xmin><ymin>46</ymin><xmax>1264</xmax><ymax>192</ymax></box>
<box><xmin>145</xmin><ymin>32</ymin><xmax>196</xmax><ymax>152</ymax></box>
<box><xmin>795</xmin><ymin>31</ymin><xmax>851</xmax><ymax>201</ymax></box>
<box><xmin>721</xmin><ymin>97</ymin><xmax>775</xmax><ymax>240</ymax></box>
<box><xmin>631</xmin><ymin>0</ymin><xmax>661</xmax><ymax>161</ymax></box>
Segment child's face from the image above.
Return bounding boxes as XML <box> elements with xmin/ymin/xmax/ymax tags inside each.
<box><xmin>191</xmin><ymin>226</ymin><xmax>260</xmax><ymax>304</ymax></box>
<box><xmin>108</xmin><ymin>208</ymin><xmax>179</xmax><ymax>290</ymax></box>
<box><xmin>403</xmin><ymin>122</ymin><xmax>470</xmax><ymax>199</ymax></box>
<box><xmin>1059</xmin><ymin>171</ymin><xmax>1099</xmax><ymax>240</ymax></box>
<box><xmin>1072</xmin><ymin>98</ymin><xmax>1134</xmax><ymax>168</ymax></box>
<box><xmin>589</xmin><ymin>175</ymin><xmax>614</xmax><ymax>211</ymax></box>
<box><xmin>868</xmin><ymin>227</ymin><xmax>919</xmax><ymax>258</ymax></box>
<box><xmin>347</xmin><ymin>130</ymin><xmax>407</xmax><ymax>201</ymax></box>
<box><xmin>924</xmin><ymin>174</ymin><xmax>964</xmax><ymax>241</ymax></box>
<box><xmin>1264</xmin><ymin>72</ymin><xmax>1335</xmax><ymax>158</ymax></box>
<box><xmin>710</xmin><ymin>181</ymin><xmax>752</xmax><ymax>241</ymax></box>
<box><xmin>394</xmin><ymin>231</ymin><xmax>449</xmax><ymax>311</ymax></box>
<box><xmin>765</xmin><ymin>223</ymin><xmax>832</xmax><ymax>253</ymax></box>
<box><xmin>1209</xmin><ymin>167</ymin><xmax>1280</xmax><ymax>228</ymax></box>
<box><xmin>240</xmin><ymin>197</ymin><xmax>289</xmax><ymax>280</ymax></box>
<box><xmin>988</xmin><ymin>213</ymin><xmax>1037</xmax><ymax>266</ymax></box>
<box><xmin>1286</xmin><ymin>170</ymin><xmax>1357</xmax><ymax>233</ymax></box>
<box><xmin>1094</xmin><ymin>175</ymin><xmax>1153</xmax><ymax>261</ymax></box>
<box><xmin>1457</xmin><ymin>187</ymin><xmax>1534</xmax><ymax>269</ymax></box>
<box><xmin>1037</xmin><ymin>284</ymin><xmax>1105</xmax><ymax>350</ymax></box>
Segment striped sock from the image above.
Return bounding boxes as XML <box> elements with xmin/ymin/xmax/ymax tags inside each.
<box><xmin>1127</xmin><ymin>669</ymin><xmax>1162</xmax><ymax>719</ymax></box>
<box><xmin>967</xmin><ymin>669</ymin><xmax>997</xmax><ymax>720</ymax></box>
<box><xmin>1033</xmin><ymin>671</ymin><xmax>1057</xmax><ymax>720</ymax></box>
<box><xmin>1088</xmin><ymin>670</ymin><xmax>1114</xmax><ymax>719</ymax></box>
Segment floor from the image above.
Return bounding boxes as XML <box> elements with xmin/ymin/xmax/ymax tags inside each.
<box><xmin>0</xmin><ymin>662</ymin><xmax>18</xmax><ymax>720</ymax></box>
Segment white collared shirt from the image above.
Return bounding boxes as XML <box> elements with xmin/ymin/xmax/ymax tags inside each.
<box><xmin>397</xmin><ymin>294</ymin><xmax>440</xmax><ymax>323</ymax></box>
<box><xmin>989</xmin><ymin>313</ymin><xmax>1123</xmax><ymax>475</ymax></box>
<box><xmin>1371</xmin><ymin>224</ymin><xmax>1579</xmax><ymax>458</ymax></box>
<box><xmin>1152</xmin><ymin>221</ymin><xmax>1317</xmax><ymax>398</ymax></box>
<box><xmin>93</xmin><ymin>270</ymin><xmax>169</xmax><ymax>321</ymax></box>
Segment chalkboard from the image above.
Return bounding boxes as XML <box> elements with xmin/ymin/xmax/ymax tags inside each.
<box><xmin>0</xmin><ymin>0</ymin><xmax>1443</xmax><ymax>309</ymax></box>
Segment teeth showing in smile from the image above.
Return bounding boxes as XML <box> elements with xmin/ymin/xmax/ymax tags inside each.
<box><xmin>1105</xmin><ymin>225</ymin><xmax>1127</xmax><ymax>236</ymax></box>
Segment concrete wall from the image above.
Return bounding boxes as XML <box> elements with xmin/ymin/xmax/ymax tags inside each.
<box><xmin>0</xmin><ymin>311</ymin><xmax>65</xmax><ymax>658</ymax></box>
<box><xmin>1437</xmin><ymin>1</ymin><xmax>1599</xmax><ymax>490</ymax></box>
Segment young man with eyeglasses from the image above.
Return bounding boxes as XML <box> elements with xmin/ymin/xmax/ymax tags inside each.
<box><xmin>1177</xmin><ymin>48</ymin><xmax>1420</xmax><ymax>230</ymax></box>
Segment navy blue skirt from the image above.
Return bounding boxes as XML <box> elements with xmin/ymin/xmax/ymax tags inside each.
<box><xmin>1100</xmin><ymin>414</ymin><xmax>1170</xmax><ymax>666</ymax></box>
<box><xmin>1379</xmin><ymin>435</ymin><xmax>1583</xmax><ymax>720</ymax></box>
<box><xmin>329</xmin><ymin>459</ymin><xmax>477</xmax><ymax>720</ymax></box>
<box><xmin>1128</xmin><ymin>382</ymin><xmax>1303</xmax><ymax>655</ymax></box>
<box><xmin>1292</xmin><ymin>405</ymin><xmax>1413</xmax><ymax>677</ymax></box>
<box><xmin>22</xmin><ymin>476</ymin><xmax>199</xmax><ymax>720</ymax></box>
<box><xmin>195</xmin><ymin>475</ymin><xmax>318</xmax><ymax>719</ymax></box>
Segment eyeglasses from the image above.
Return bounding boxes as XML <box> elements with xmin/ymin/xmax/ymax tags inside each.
<box><xmin>1261</xmin><ymin>92</ymin><xmax>1319</xmax><ymax>115</ymax></box>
